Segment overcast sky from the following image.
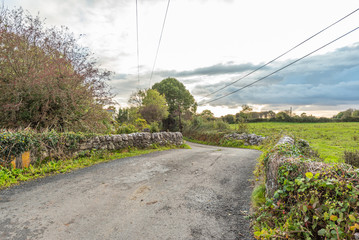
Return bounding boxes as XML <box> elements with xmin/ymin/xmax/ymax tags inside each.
<box><xmin>3</xmin><ymin>0</ymin><xmax>359</xmax><ymax>117</ymax></box>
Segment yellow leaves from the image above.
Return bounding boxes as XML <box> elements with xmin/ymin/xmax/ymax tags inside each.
<box><xmin>348</xmin><ymin>214</ymin><xmax>356</xmax><ymax>222</ymax></box>
<box><xmin>349</xmin><ymin>223</ymin><xmax>359</xmax><ymax>231</ymax></box>
<box><xmin>329</xmin><ymin>215</ymin><xmax>338</xmax><ymax>221</ymax></box>
<box><xmin>305</xmin><ymin>172</ymin><xmax>313</xmax><ymax>179</ymax></box>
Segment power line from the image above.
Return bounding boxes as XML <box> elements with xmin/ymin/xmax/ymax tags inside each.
<box><xmin>149</xmin><ymin>0</ymin><xmax>171</xmax><ymax>87</ymax></box>
<box><xmin>202</xmin><ymin>7</ymin><xmax>359</xmax><ymax>99</ymax></box>
<box><xmin>136</xmin><ymin>0</ymin><xmax>140</xmax><ymax>87</ymax></box>
<box><xmin>202</xmin><ymin>26</ymin><xmax>359</xmax><ymax>105</ymax></box>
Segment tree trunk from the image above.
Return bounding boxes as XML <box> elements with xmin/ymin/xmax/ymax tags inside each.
<box><xmin>178</xmin><ymin>105</ymin><xmax>182</xmax><ymax>133</ymax></box>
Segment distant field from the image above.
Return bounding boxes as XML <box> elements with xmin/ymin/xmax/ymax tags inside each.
<box><xmin>230</xmin><ymin>122</ymin><xmax>359</xmax><ymax>162</ymax></box>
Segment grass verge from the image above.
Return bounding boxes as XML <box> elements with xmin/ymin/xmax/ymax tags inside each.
<box><xmin>230</xmin><ymin>122</ymin><xmax>359</xmax><ymax>163</ymax></box>
<box><xmin>184</xmin><ymin>137</ymin><xmax>263</xmax><ymax>151</ymax></box>
<box><xmin>0</xmin><ymin>144</ymin><xmax>190</xmax><ymax>190</ymax></box>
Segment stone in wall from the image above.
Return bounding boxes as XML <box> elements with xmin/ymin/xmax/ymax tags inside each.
<box><xmin>79</xmin><ymin>132</ymin><xmax>183</xmax><ymax>152</ymax></box>
<box><xmin>17</xmin><ymin>132</ymin><xmax>183</xmax><ymax>167</ymax></box>
<box><xmin>223</xmin><ymin>133</ymin><xmax>266</xmax><ymax>145</ymax></box>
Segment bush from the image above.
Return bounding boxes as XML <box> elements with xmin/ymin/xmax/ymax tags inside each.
<box><xmin>182</xmin><ymin>117</ymin><xmax>233</xmax><ymax>145</ymax></box>
<box><xmin>253</xmin><ymin>163</ymin><xmax>359</xmax><ymax>239</ymax></box>
<box><xmin>116</xmin><ymin>124</ymin><xmax>137</xmax><ymax>134</ymax></box>
<box><xmin>149</xmin><ymin>122</ymin><xmax>160</xmax><ymax>133</ymax></box>
<box><xmin>0</xmin><ymin>7</ymin><xmax>113</xmax><ymax>132</ymax></box>
<box><xmin>134</xmin><ymin>118</ymin><xmax>149</xmax><ymax>131</ymax></box>
<box><xmin>219</xmin><ymin>139</ymin><xmax>244</xmax><ymax>148</ymax></box>
<box><xmin>344</xmin><ymin>150</ymin><xmax>359</xmax><ymax>168</ymax></box>
<box><xmin>253</xmin><ymin>140</ymin><xmax>359</xmax><ymax>239</ymax></box>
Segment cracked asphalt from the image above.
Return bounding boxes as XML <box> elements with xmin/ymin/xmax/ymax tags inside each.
<box><xmin>0</xmin><ymin>142</ymin><xmax>261</xmax><ymax>240</ymax></box>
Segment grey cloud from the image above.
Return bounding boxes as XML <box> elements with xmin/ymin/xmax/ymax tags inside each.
<box><xmin>195</xmin><ymin>43</ymin><xmax>359</xmax><ymax>109</ymax></box>
<box><xmin>158</xmin><ymin>63</ymin><xmax>259</xmax><ymax>78</ymax></box>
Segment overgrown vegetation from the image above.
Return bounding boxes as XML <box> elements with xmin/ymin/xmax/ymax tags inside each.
<box><xmin>182</xmin><ymin>116</ymin><xmax>231</xmax><ymax>144</ymax></box>
<box><xmin>0</xmin><ymin>7</ymin><xmax>113</xmax><ymax>132</ymax></box>
<box><xmin>252</xmin><ymin>140</ymin><xmax>359</xmax><ymax>239</ymax></box>
<box><xmin>0</xmin><ymin>144</ymin><xmax>189</xmax><ymax>189</ymax></box>
<box><xmin>344</xmin><ymin>150</ymin><xmax>359</xmax><ymax>168</ymax></box>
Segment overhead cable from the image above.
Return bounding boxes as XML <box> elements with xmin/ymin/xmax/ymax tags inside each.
<box><xmin>149</xmin><ymin>0</ymin><xmax>171</xmax><ymax>87</ymax></box>
<box><xmin>202</xmin><ymin>7</ymin><xmax>359</xmax><ymax>99</ymax></box>
<box><xmin>136</xmin><ymin>0</ymin><xmax>140</xmax><ymax>87</ymax></box>
<box><xmin>202</xmin><ymin>26</ymin><xmax>359</xmax><ymax>105</ymax></box>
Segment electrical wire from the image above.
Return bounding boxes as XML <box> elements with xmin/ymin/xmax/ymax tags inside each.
<box><xmin>201</xmin><ymin>7</ymin><xmax>359</xmax><ymax>99</ymax></box>
<box><xmin>136</xmin><ymin>0</ymin><xmax>140</xmax><ymax>87</ymax></box>
<box><xmin>149</xmin><ymin>0</ymin><xmax>171</xmax><ymax>87</ymax></box>
<box><xmin>202</xmin><ymin>26</ymin><xmax>359</xmax><ymax>105</ymax></box>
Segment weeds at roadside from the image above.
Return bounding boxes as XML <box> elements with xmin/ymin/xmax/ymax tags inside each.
<box><xmin>344</xmin><ymin>150</ymin><xmax>359</xmax><ymax>168</ymax></box>
<box><xmin>251</xmin><ymin>134</ymin><xmax>359</xmax><ymax>239</ymax></box>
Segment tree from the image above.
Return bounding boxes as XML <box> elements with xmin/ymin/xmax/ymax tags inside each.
<box><xmin>0</xmin><ymin>7</ymin><xmax>112</xmax><ymax>132</ymax></box>
<box><xmin>152</xmin><ymin>78</ymin><xmax>196</xmax><ymax>131</ymax></box>
<box><xmin>276</xmin><ymin>111</ymin><xmax>291</xmax><ymax>122</ymax></box>
<box><xmin>352</xmin><ymin>110</ymin><xmax>359</xmax><ymax>117</ymax></box>
<box><xmin>117</xmin><ymin>108</ymin><xmax>129</xmax><ymax>123</ymax></box>
<box><xmin>241</xmin><ymin>104</ymin><xmax>253</xmax><ymax>113</ymax></box>
<box><xmin>199</xmin><ymin>110</ymin><xmax>215</xmax><ymax>121</ymax></box>
<box><xmin>222</xmin><ymin>114</ymin><xmax>236</xmax><ymax>124</ymax></box>
<box><xmin>128</xmin><ymin>89</ymin><xmax>146</xmax><ymax>107</ymax></box>
<box><xmin>139</xmin><ymin>89</ymin><xmax>168</xmax><ymax>123</ymax></box>
<box><xmin>268</xmin><ymin>110</ymin><xmax>276</xmax><ymax>119</ymax></box>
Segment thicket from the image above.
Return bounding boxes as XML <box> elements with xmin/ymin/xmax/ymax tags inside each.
<box><xmin>0</xmin><ymin>7</ymin><xmax>113</xmax><ymax>132</ymax></box>
<box><xmin>182</xmin><ymin>116</ymin><xmax>232</xmax><ymax>144</ymax></box>
<box><xmin>252</xmin><ymin>139</ymin><xmax>359</xmax><ymax>239</ymax></box>
<box><xmin>344</xmin><ymin>150</ymin><xmax>359</xmax><ymax>168</ymax></box>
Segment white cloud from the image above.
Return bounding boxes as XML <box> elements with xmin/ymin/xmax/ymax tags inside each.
<box><xmin>3</xmin><ymin>0</ymin><xmax>359</xmax><ymax>115</ymax></box>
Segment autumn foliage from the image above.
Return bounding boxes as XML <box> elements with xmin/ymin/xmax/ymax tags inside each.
<box><xmin>0</xmin><ymin>7</ymin><xmax>113</xmax><ymax>132</ymax></box>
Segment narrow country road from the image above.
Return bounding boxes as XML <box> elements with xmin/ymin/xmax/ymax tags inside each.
<box><xmin>0</xmin><ymin>142</ymin><xmax>261</xmax><ymax>240</ymax></box>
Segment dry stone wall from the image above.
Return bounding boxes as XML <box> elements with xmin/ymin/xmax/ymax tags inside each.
<box><xmin>77</xmin><ymin>132</ymin><xmax>183</xmax><ymax>151</ymax></box>
<box><xmin>223</xmin><ymin>133</ymin><xmax>265</xmax><ymax>145</ymax></box>
<box><xmin>11</xmin><ymin>132</ymin><xmax>183</xmax><ymax>168</ymax></box>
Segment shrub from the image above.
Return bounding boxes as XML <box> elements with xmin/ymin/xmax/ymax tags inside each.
<box><xmin>134</xmin><ymin>118</ymin><xmax>149</xmax><ymax>131</ymax></box>
<box><xmin>219</xmin><ymin>139</ymin><xmax>244</xmax><ymax>148</ymax></box>
<box><xmin>254</xmin><ymin>163</ymin><xmax>359</xmax><ymax>239</ymax></box>
<box><xmin>253</xmin><ymin>139</ymin><xmax>359</xmax><ymax>239</ymax></box>
<box><xmin>237</xmin><ymin>119</ymin><xmax>249</xmax><ymax>133</ymax></box>
<box><xmin>116</xmin><ymin>124</ymin><xmax>137</xmax><ymax>134</ymax></box>
<box><xmin>214</xmin><ymin>120</ymin><xmax>230</xmax><ymax>131</ymax></box>
<box><xmin>344</xmin><ymin>150</ymin><xmax>359</xmax><ymax>168</ymax></box>
<box><xmin>149</xmin><ymin>122</ymin><xmax>160</xmax><ymax>133</ymax></box>
<box><xmin>0</xmin><ymin>7</ymin><xmax>113</xmax><ymax>132</ymax></box>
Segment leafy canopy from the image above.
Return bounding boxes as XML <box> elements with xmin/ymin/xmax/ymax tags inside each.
<box><xmin>152</xmin><ymin>77</ymin><xmax>196</xmax><ymax>114</ymax></box>
<box><xmin>139</xmin><ymin>89</ymin><xmax>169</xmax><ymax>123</ymax></box>
<box><xmin>0</xmin><ymin>7</ymin><xmax>113</xmax><ymax>132</ymax></box>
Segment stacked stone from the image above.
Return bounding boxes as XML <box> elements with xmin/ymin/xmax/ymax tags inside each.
<box><xmin>78</xmin><ymin>132</ymin><xmax>183</xmax><ymax>151</ymax></box>
<box><xmin>224</xmin><ymin>133</ymin><xmax>266</xmax><ymax>145</ymax></box>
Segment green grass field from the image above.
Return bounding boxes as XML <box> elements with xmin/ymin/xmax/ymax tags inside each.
<box><xmin>231</xmin><ymin>122</ymin><xmax>359</xmax><ymax>162</ymax></box>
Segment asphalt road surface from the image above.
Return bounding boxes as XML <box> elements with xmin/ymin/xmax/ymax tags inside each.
<box><xmin>0</xmin><ymin>142</ymin><xmax>261</xmax><ymax>240</ymax></box>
